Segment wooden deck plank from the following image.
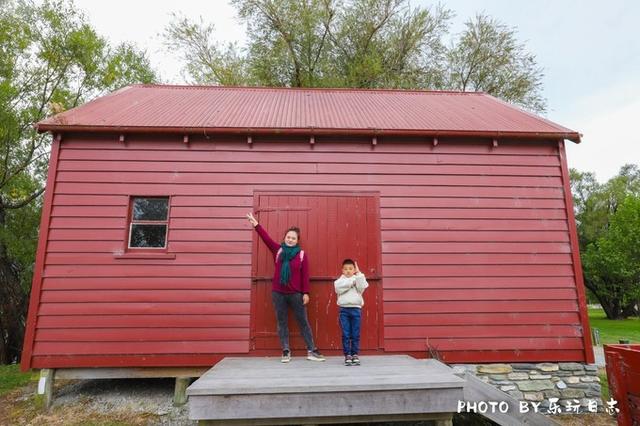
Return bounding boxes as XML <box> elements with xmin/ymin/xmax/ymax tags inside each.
<box><xmin>188</xmin><ymin>356</ymin><xmax>464</xmax><ymax>395</ymax></box>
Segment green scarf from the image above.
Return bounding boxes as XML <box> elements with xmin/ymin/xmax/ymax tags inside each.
<box><xmin>279</xmin><ymin>243</ymin><xmax>301</xmax><ymax>286</ymax></box>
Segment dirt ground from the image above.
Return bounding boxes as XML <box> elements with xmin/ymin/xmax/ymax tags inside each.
<box><xmin>0</xmin><ymin>377</ymin><xmax>619</xmax><ymax>426</ymax></box>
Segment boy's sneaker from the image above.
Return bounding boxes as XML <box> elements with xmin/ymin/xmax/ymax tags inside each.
<box><xmin>351</xmin><ymin>354</ymin><xmax>360</xmax><ymax>365</ymax></box>
<box><xmin>281</xmin><ymin>349</ymin><xmax>291</xmax><ymax>363</ymax></box>
<box><xmin>344</xmin><ymin>355</ymin><xmax>353</xmax><ymax>366</ymax></box>
<box><xmin>307</xmin><ymin>349</ymin><xmax>325</xmax><ymax>361</ymax></box>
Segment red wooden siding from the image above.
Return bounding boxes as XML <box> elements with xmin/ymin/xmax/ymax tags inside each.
<box><xmin>22</xmin><ymin>132</ymin><xmax>591</xmax><ymax>369</ymax></box>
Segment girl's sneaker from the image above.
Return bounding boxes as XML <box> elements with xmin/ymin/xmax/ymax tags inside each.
<box><xmin>344</xmin><ymin>355</ymin><xmax>353</xmax><ymax>366</ymax></box>
<box><xmin>281</xmin><ymin>349</ymin><xmax>291</xmax><ymax>363</ymax></box>
<box><xmin>351</xmin><ymin>354</ymin><xmax>360</xmax><ymax>365</ymax></box>
<box><xmin>307</xmin><ymin>349</ymin><xmax>326</xmax><ymax>361</ymax></box>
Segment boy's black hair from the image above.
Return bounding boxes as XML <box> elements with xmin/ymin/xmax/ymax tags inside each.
<box><xmin>342</xmin><ymin>258</ymin><xmax>355</xmax><ymax>267</ymax></box>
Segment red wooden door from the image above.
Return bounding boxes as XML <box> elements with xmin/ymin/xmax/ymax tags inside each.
<box><xmin>251</xmin><ymin>193</ymin><xmax>382</xmax><ymax>352</ymax></box>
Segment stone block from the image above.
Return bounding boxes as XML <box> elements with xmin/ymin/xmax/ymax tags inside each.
<box><xmin>536</xmin><ymin>363</ymin><xmax>559</xmax><ymax>372</ymax></box>
<box><xmin>559</xmin><ymin>362</ymin><xmax>584</xmax><ymax>371</ymax></box>
<box><xmin>580</xmin><ymin>376</ymin><xmax>598</xmax><ymax>382</ymax></box>
<box><xmin>478</xmin><ymin>364</ymin><xmax>513</xmax><ymax>374</ymax></box>
<box><xmin>507</xmin><ymin>372</ymin><xmax>529</xmax><ymax>380</ymax></box>
<box><xmin>530</xmin><ymin>374</ymin><xmax>552</xmax><ymax>379</ymax></box>
<box><xmin>566</xmin><ymin>377</ymin><xmax>580</xmax><ymax>384</ymax></box>
<box><xmin>556</xmin><ymin>381</ymin><xmax>567</xmax><ymax>389</ymax></box>
<box><xmin>500</xmin><ymin>385</ymin><xmax>517</xmax><ymax>391</ymax></box>
<box><xmin>489</xmin><ymin>374</ymin><xmax>508</xmax><ymax>380</ymax></box>
<box><xmin>524</xmin><ymin>392</ymin><xmax>545</xmax><ymax>401</ymax></box>
<box><xmin>584</xmin><ymin>364</ymin><xmax>598</xmax><ymax>372</ymax></box>
<box><xmin>567</xmin><ymin>383</ymin><xmax>590</xmax><ymax>389</ymax></box>
<box><xmin>544</xmin><ymin>390</ymin><xmax>561</xmax><ymax>398</ymax></box>
<box><xmin>561</xmin><ymin>389</ymin><xmax>585</xmax><ymax>398</ymax></box>
<box><xmin>512</xmin><ymin>363</ymin><xmax>538</xmax><ymax>370</ymax></box>
<box><xmin>516</xmin><ymin>380</ymin><xmax>555</xmax><ymax>391</ymax></box>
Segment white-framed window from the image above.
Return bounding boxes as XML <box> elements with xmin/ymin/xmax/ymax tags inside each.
<box><xmin>127</xmin><ymin>197</ymin><xmax>170</xmax><ymax>249</ymax></box>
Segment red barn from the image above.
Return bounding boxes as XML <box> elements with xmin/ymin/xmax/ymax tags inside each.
<box><xmin>21</xmin><ymin>85</ymin><xmax>594</xmax><ymax>373</ymax></box>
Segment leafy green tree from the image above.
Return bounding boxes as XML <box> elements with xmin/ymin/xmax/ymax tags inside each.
<box><xmin>0</xmin><ymin>0</ymin><xmax>157</xmax><ymax>364</ymax></box>
<box><xmin>570</xmin><ymin>165</ymin><xmax>640</xmax><ymax>319</ymax></box>
<box><xmin>163</xmin><ymin>13</ymin><xmax>249</xmax><ymax>86</ymax></box>
<box><xmin>445</xmin><ymin>13</ymin><xmax>546</xmax><ymax>113</ymax></box>
<box><xmin>582</xmin><ymin>196</ymin><xmax>640</xmax><ymax>319</ymax></box>
<box><xmin>163</xmin><ymin>0</ymin><xmax>545</xmax><ymax>112</ymax></box>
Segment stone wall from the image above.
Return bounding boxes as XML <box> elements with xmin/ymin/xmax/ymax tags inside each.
<box><xmin>452</xmin><ymin>362</ymin><xmax>603</xmax><ymax>413</ymax></box>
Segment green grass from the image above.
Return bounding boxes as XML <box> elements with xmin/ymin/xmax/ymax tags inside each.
<box><xmin>588</xmin><ymin>308</ymin><xmax>640</xmax><ymax>345</ymax></box>
<box><xmin>0</xmin><ymin>364</ymin><xmax>36</xmax><ymax>396</ymax></box>
<box><xmin>598</xmin><ymin>369</ymin><xmax>609</xmax><ymax>401</ymax></box>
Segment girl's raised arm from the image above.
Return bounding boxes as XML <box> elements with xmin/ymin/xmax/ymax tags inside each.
<box><xmin>247</xmin><ymin>212</ymin><xmax>280</xmax><ymax>254</ymax></box>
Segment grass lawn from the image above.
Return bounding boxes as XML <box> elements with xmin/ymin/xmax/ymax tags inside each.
<box><xmin>0</xmin><ymin>364</ymin><xmax>37</xmax><ymax>396</ymax></box>
<box><xmin>588</xmin><ymin>307</ymin><xmax>640</xmax><ymax>345</ymax></box>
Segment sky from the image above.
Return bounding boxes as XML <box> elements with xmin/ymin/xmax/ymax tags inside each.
<box><xmin>72</xmin><ymin>0</ymin><xmax>640</xmax><ymax>182</ymax></box>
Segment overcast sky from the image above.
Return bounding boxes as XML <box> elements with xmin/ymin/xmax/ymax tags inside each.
<box><xmin>72</xmin><ymin>0</ymin><xmax>640</xmax><ymax>182</ymax></box>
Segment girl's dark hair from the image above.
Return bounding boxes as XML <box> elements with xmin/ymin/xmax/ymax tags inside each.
<box><xmin>283</xmin><ymin>226</ymin><xmax>301</xmax><ymax>242</ymax></box>
<box><xmin>342</xmin><ymin>258</ymin><xmax>355</xmax><ymax>266</ymax></box>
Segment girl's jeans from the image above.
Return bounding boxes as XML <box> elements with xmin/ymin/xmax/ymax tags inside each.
<box><xmin>271</xmin><ymin>291</ymin><xmax>315</xmax><ymax>351</ymax></box>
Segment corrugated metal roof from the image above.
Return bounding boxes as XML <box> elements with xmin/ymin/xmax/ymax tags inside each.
<box><xmin>36</xmin><ymin>85</ymin><xmax>581</xmax><ymax>142</ymax></box>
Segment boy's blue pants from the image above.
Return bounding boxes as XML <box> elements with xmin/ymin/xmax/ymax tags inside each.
<box><xmin>339</xmin><ymin>307</ymin><xmax>362</xmax><ymax>355</ymax></box>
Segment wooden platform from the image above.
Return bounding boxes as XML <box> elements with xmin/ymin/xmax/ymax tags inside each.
<box><xmin>187</xmin><ymin>355</ymin><xmax>465</xmax><ymax>425</ymax></box>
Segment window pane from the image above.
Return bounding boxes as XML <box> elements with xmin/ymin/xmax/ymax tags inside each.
<box><xmin>130</xmin><ymin>224</ymin><xmax>167</xmax><ymax>248</ymax></box>
<box><xmin>132</xmin><ymin>198</ymin><xmax>168</xmax><ymax>221</ymax></box>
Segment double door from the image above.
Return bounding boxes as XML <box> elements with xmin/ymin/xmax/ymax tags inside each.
<box><xmin>250</xmin><ymin>192</ymin><xmax>382</xmax><ymax>351</ymax></box>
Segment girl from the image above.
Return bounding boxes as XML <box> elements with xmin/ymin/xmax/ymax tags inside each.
<box><xmin>246</xmin><ymin>212</ymin><xmax>325</xmax><ymax>363</ymax></box>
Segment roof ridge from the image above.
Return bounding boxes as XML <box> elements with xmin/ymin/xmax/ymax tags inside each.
<box><xmin>131</xmin><ymin>84</ymin><xmax>485</xmax><ymax>96</ymax></box>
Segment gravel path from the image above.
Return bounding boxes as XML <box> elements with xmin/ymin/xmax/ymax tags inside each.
<box><xmin>52</xmin><ymin>378</ymin><xmax>195</xmax><ymax>425</ymax></box>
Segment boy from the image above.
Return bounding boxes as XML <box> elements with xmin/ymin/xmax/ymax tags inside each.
<box><xmin>334</xmin><ymin>259</ymin><xmax>369</xmax><ymax>366</ymax></box>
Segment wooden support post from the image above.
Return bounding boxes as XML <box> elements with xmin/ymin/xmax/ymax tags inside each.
<box><xmin>183</xmin><ymin>135</ymin><xmax>189</xmax><ymax>144</ymax></box>
<box><xmin>38</xmin><ymin>368</ymin><xmax>56</xmax><ymax>409</ymax></box>
<box><xmin>432</xmin><ymin>137</ymin><xmax>438</xmax><ymax>147</ymax></box>
<box><xmin>174</xmin><ymin>376</ymin><xmax>190</xmax><ymax>406</ymax></box>
<box><xmin>372</xmin><ymin>136</ymin><xmax>377</xmax><ymax>146</ymax></box>
<box><xmin>309</xmin><ymin>135</ymin><xmax>315</xmax><ymax>146</ymax></box>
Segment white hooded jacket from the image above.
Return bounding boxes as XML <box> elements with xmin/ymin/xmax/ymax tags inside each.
<box><xmin>334</xmin><ymin>273</ymin><xmax>369</xmax><ymax>308</ymax></box>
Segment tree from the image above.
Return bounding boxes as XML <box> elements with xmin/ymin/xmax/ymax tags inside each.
<box><xmin>445</xmin><ymin>14</ymin><xmax>546</xmax><ymax>113</ymax></box>
<box><xmin>163</xmin><ymin>0</ymin><xmax>545</xmax><ymax>112</ymax></box>
<box><xmin>0</xmin><ymin>0</ymin><xmax>158</xmax><ymax>364</ymax></box>
<box><xmin>582</xmin><ymin>196</ymin><xmax>640</xmax><ymax>319</ymax></box>
<box><xmin>570</xmin><ymin>165</ymin><xmax>640</xmax><ymax>319</ymax></box>
<box><xmin>163</xmin><ymin>13</ymin><xmax>250</xmax><ymax>86</ymax></box>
